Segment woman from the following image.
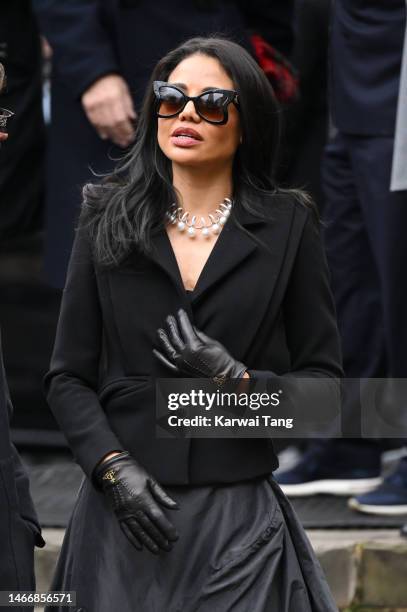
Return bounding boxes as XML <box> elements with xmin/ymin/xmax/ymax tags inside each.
<box><xmin>44</xmin><ymin>36</ymin><xmax>342</xmax><ymax>611</ymax></box>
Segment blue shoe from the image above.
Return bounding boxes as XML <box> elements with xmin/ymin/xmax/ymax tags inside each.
<box><xmin>348</xmin><ymin>457</ymin><xmax>407</xmax><ymax>516</ymax></box>
<box><xmin>275</xmin><ymin>441</ymin><xmax>382</xmax><ymax>497</ymax></box>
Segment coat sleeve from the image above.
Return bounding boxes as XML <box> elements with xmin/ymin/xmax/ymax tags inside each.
<box><xmin>32</xmin><ymin>0</ymin><xmax>120</xmax><ymax>99</ymax></box>
<box><xmin>0</xmin><ymin>332</ymin><xmax>45</xmax><ymax>546</ymax></box>
<box><xmin>0</xmin><ymin>330</ymin><xmax>14</xmax><ymax>425</ymax></box>
<box><xmin>43</xmin><ymin>224</ymin><xmax>124</xmax><ymax>481</ymax></box>
<box><xmin>247</xmin><ymin>206</ymin><xmax>344</xmax><ymax>381</ymax></box>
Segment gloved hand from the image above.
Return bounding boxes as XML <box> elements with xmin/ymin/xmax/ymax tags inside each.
<box><xmin>153</xmin><ymin>308</ymin><xmax>248</xmax><ymax>385</ymax></box>
<box><xmin>93</xmin><ymin>451</ymin><xmax>180</xmax><ymax>554</ymax></box>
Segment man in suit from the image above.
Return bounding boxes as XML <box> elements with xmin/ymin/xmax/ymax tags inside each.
<box><xmin>0</xmin><ymin>64</ymin><xmax>45</xmax><ymax>605</ymax></box>
<box><xmin>0</xmin><ymin>329</ymin><xmax>46</xmax><ymax>606</ymax></box>
<box><xmin>32</xmin><ymin>0</ymin><xmax>294</xmax><ymax>289</ymax></box>
<box><xmin>275</xmin><ymin>0</ymin><xmax>407</xmax><ymax>523</ymax></box>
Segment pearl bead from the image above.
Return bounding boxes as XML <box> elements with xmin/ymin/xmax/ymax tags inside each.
<box><xmin>202</xmin><ymin>227</ymin><xmax>210</xmax><ymax>237</ymax></box>
<box><xmin>187</xmin><ymin>226</ymin><xmax>196</xmax><ymax>237</ymax></box>
<box><xmin>212</xmin><ymin>224</ymin><xmax>220</xmax><ymax>234</ymax></box>
<box><xmin>177</xmin><ymin>221</ymin><xmax>185</xmax><ymax>231</ymax></box>
<box><xmin>219</xmin><ymin>216</ymin><xmax>227</xmax><ymax>225</ymax></box>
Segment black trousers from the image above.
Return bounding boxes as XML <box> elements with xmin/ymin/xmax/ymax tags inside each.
<box><xmin>321</xmin><ymin>131</ymin><xmax>407</xmax><ymax>449</ymax></box>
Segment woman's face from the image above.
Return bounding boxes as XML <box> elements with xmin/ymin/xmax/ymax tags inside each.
<box><xmin>156</xmin><ymin>54</ymin><xmax>241</xmax><ymax>170</ymax></box>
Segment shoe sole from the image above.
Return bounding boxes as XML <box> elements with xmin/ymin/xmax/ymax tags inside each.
<box><xmin>279</xmin><ymin>477</ymin><xmax>383</xmax><ymax>497</ymax></box>
<box><xmin>348</xmin><ymin>498</ymin><xmax>407</xmax><ymax>516</ymax></box>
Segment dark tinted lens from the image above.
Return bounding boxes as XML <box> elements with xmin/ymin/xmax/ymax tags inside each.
<box><xmin>196</xmin><ymin>92</ymin><xmax>227</xmax><ymax>122</ymax></box>
<box><xmin>157</xmin><ymin>86</ymin><xmax>185</xmax><ymax>116</ymax></box>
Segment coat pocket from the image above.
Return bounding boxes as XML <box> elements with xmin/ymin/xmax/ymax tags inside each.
<box><xmin>98</xmin><ymin>376</ymin><xmax>151</xmax><ymax>406</ymax></box>
<box><xmin>0</xmin><ymin>454</ymin><xmax>20</xmax><ymax>512</ymax></box>
<box><xmin>209</xmin><ymin>476</ymin><xmax>279</xmax><ymax>574</ymax></box>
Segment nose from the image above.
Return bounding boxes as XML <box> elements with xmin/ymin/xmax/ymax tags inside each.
<box><xmin>178</xmin><ymin>99</ymin><xmax>200</xmax><ymax>121</ymax></box>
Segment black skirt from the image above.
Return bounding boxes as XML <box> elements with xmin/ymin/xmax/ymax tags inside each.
<box><xmin>45</xmin><ymin>474</ymin><xmax>337</xmax><ymax>612</ymax></box>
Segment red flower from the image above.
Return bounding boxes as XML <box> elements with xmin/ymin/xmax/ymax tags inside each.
<box><xmin>250</xmin><ymin>33</ymin><xmax>299</xmax><ymax>104</ymax></box>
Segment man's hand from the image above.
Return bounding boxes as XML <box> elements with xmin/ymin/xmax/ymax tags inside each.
<box><xmin>0</xmin><ymin>133</ymin><xmax>8</xmax><ymax>142</ymax></box>
<box><xmin>81</xmin><ymin>74</ymin><xmax>137</xmax><ymax>147</ymax></box>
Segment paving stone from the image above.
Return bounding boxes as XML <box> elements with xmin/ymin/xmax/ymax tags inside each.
<box><xmin>359</xmin><ymin>541</ymin><xmax>407</xmax><ymax>608</ymax></box>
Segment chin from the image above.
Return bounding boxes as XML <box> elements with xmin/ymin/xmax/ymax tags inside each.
<box><xmin>168</xmin><ymin>150</ymin><xmax>209</xmax><ymax>165</ymax></box>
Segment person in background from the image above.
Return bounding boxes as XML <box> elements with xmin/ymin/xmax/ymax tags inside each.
<box><xmin>0</xmin><ymin>1</ymin><xmax>45</xmax><ymax>247</ymax></box>
<box><xmin>32</xmin><ymin>0</ymin><xmax>294</xmax><ymax>289</ymax></box>
<box><xmin>276</xmin><ymin>0</ymin><xmax>407</xmax><ymax>529</ymax></box>
<box><xmin>281</xmin><ymin>0</ymin><xmax>331</xmax><ymax>213</ymax></box>
<box><xmin>0</xmin><ymin>61</ymin><xmax>45</xmax><ymax>612</ymax></box>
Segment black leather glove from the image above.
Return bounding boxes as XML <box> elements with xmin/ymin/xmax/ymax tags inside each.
<box><xmin>93</xmin><ymin>451</ymin><xmax>180</xmax><ymax>554</ymax></box>
<box><xmin>153</xmin><ymin>308</ymin><xmax>247</xmax><ymax>385</ymax></box>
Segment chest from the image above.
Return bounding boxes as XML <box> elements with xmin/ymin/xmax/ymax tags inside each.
<box><xmin>165</xmin><ymin>225</ymin><xmax>221</xmax><ymax>292</ymax></box>
<box><xmin>98</xmin><ymin>201</ymin><xmax>304</xmax><ymax>373</ymax></box>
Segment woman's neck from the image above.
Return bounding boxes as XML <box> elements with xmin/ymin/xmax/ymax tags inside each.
<box><xmin>171</xmin><ymin>162</ymin><xmax>233</xmax><ymax>216</ymax></box>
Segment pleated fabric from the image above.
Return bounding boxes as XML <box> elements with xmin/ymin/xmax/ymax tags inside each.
<box><xmin>44</xmin><ymin>474</ymin><xmax>338</xmax><ymax>612</ymax></box>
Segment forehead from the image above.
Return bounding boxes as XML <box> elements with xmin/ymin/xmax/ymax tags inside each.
<box><xmin>167</xmin><ymin>54</ymin><xmax>234</xmax><ymax>91</ymax></box>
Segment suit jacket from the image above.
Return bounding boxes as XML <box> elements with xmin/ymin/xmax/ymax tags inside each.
<box><xmin>44</xmin><ymin>193</ymin><xmax>343</xmax><ymax>485</ymax></box>
<box><xmin>391</xmin><ymin>11</ymin><xmax>407</xmax><ymax>191</ymax></box>
<box><xmin>32</xmin><ymin>0</ymin><xmax>294</xmax><ymax>288</ymax></box>
<box><xmin>0</xmin><ymin>331</ymin><xmax>45</xmax><ymax>593</ymax></box>
<box><xmin>330</xmin><ymin>0</ymin><xmax>406</xmax><ymax>135</ymax></box>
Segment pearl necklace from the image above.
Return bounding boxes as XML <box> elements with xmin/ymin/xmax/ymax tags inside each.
<box><xmin>165</xmin><ymin>197</ymin><xmax>233</xmax><ymax>238</ymax></box>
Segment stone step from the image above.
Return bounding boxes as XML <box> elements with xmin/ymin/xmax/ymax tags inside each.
<box><xmin>33</xmin><ymin>528</ymin><xmax>407</xmax><ymax>611</ymax></box>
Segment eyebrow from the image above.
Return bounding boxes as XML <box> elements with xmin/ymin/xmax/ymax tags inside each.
<box><xmin>168</xmin><ymin>82</ymin><xmax>222</xmax><ymax>92</ymax></box>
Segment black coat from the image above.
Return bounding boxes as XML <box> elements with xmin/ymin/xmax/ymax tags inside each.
<box><xmin>44</xmin><ymin>194</ymin><xmax>343</xmax><ymax>486</ymax></box>
<box><xmin>32</xmin><ymin>0</ymin><xmax>294</xmax><ymax>288</ymax></box>
<box><xmin>0</xmin><ymin>331</ymin><xmax>45</xmax><ymax>598</ymax></box>
<box><xmin>0</xmin><ymin>1</ymin><xmax>45</xmax><ymax>241</ymax></box>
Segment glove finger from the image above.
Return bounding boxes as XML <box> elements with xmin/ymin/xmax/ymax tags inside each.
<box><xmin>120</xmin><ymin>520</ymin><xmax>143</xmax><ymax>551</ymax></box>
<box><xmin>193</xmin><ymin>327</ymin><xmax>214</xmax><ymax>344</ymax></box>
<box><xmin>148</xmin><ymin>478</ymin><xmax>179</xmax><ymax>510</ymax></box>
<box><xmin>177</xmin><ymin>309</ymin><xmax>200</xmax><ymax>347</ymax></box>
<box><xmin>147</xmin><ymin>504</ymin><xmax>180</xmax><ymax>543</ymax></box>
<box><xmin>152</xmin><ymin>348</ymin><xmax>179</xmax><ymax>372</ymax></box>
<box><xmin>165</xmin><ymin>314</ymin><xmax>185</xmax><ymax>351</ymax></box>
<box><xmin>156</xmin><ymin>328</ymin><xmax>178</xmax><ymax>360</ymax></box>
<box><xmin>135</xmin><ymin>511</ymin><xmax>173</xmax><ymax>551</ymax></box>
<box><xmin>126</xmin><ymin>517</ymin><xmax>160</xmax><ymax>555</ymax></box>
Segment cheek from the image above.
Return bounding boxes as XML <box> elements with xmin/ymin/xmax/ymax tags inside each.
<box><xmin>212</xmin><ymin>123</ymin><xmax>240</xmax><ymax>158</ymax></box>
<box><xmin>157</xmin><ymin>120</ymin><xmax>171</xmax><ymax>152</ymax></box>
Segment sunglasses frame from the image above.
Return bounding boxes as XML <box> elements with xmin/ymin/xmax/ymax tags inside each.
<box><xmin>153</xmin><ymin>80</ymin><xmax>239</xmax><ymax>125</ymax></box>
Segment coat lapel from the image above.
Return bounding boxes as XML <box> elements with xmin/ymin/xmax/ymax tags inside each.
<box><xmin>147</xmin><ymin>205</ymin><xmax>268</xmax><ymax>305</ymax></box>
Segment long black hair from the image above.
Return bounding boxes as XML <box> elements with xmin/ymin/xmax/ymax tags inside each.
<box><xmin>81</xmin><ymin>35</ymin><xmax>313</xmax><ymax>267</ymax></box>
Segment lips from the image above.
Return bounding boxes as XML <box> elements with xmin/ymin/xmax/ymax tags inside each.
<box><xmin>171</xmin><ymin>127</ymin><xmax>203</xmax><ymax>141</ymax></box>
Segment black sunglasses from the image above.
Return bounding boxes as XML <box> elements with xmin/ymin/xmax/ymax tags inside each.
<box><xmin>153</xmin><ymin>80</ymin><xmax>239</xmax><ymax>125</ymax></box>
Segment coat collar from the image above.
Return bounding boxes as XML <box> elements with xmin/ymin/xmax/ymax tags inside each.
<box><xmin>147</xmin><ymin>200</ymin><xmax>283</xmax><ymax>306</ymax></box>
